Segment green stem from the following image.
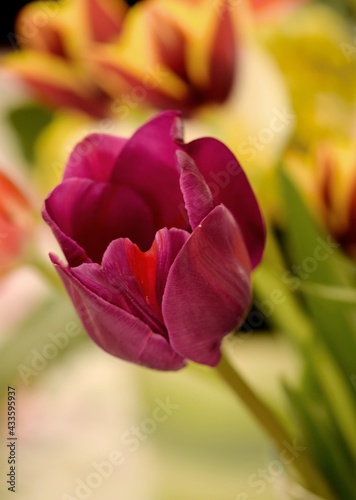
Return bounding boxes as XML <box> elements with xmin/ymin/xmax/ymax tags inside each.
<box><xmin>216</xmin><ymin>350</ymin><xmax>335</xmax><ymax>500</ymax></box>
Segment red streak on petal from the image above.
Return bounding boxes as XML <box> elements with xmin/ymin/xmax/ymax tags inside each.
<box><xmin>125</xmin><ymin>238</ymin><xmax>160</xmax><ymax>314</ymax></box>
<box><xmin>86</xmin><ymin>0</ymin><xmax>126</xmax><ymax>43</ymax></box>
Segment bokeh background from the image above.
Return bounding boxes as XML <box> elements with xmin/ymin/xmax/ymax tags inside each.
<box><xmin>0</xmin><ymin>1</ymin><xmax>355</xmax><ymax>499</ymax></box>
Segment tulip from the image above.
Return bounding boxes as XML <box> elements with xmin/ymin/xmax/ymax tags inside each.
<box><xmin>3</xmin><ymin>0</ymin><xmax>309</xmax><ymax>121</ymax></box>
<box><xmin>89</xmin><ymin>0</ymin><xmax>237</xmax><ymax>114</ymax></box>
<box><xmin>316</xmin><ymin>143</ymin><xmax>356</xmax><ymax>259</ymax></box>
<box><xmin>4</xmin><ymin>0</ymin><xmax>128</xmax><ymax>117</ymax></box>
<box><xmin>0</xmin><ymin>171</ymin><xmax>33</xmax><ymax>275</ymax></box>
<box><xmin>286</xmin><ymin>142</ymin><xmax>356</xmax><ymax>259</ymax></box>
<box><xmin>43</xmin><ymin>111</ymin><xmax>265</xmax><ymax>370</ymax></box>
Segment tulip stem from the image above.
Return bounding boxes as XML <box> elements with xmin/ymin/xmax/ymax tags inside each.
<box><xmin>216</xmin><ymin>349</ymin><xmax>335</xmax><ymax>500</ymax></box>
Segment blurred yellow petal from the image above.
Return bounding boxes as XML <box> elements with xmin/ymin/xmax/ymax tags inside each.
<box><xmin>146</xmin><ymin>0</ymin><xmax>224</xmax><ymax>89</ymax></box>
<box><xmin>15</xmin><ymin>0</ymin><xmax>127</xmax><ymax>54</ymax></box>
<box><xmin>262</xmin><ymin>4</ymin><xmax>356</xmax><ymax>144</ymax></box>
<box><xmin>33</xmin><ymin>112</ymin><xmax>92</xmax><ymax>192</ymax></box>
<box><xmin>15</xmin><ymin>0</ymin><xmax>68</xmax><ymax>53</ymax></box>
<box><xmin>60</xmin><ymin>0</ymin><xmax>127</xmax><ymax>59</ymax></box>
<box><xmin>33</xmin><ymin>109</ymin><xmax>151</xmax><ymax>193</ymax></box>
<box><xmin>87</xmin><ymin>7</ymin><xmax>191</xmax><ymax>107</ymax></box>
<box><xmin>3</xmin><ymin>51</ymin><xmax>110</xmax><ymax>117</ymax></box>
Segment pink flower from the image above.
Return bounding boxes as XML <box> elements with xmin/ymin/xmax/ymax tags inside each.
<box><xmin>43</xmin><ymin>111</ymin><xmax>265</xmax><ymax>370</ymax></box>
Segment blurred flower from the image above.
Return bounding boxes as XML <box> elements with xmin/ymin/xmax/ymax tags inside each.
<box><xmin>4</xmin><ymin>0</ymin><xmax>238</xmax><ymax>117</ymax></box>
<box><xmin>43</xmin><ymin>111</ymin><xmax>265</xmax><ymax>370</ymax></box>
<box><xmin>90</xmin><ymin>0</ymin><xmax>237</xmax><ymax>114</ymax></box>
<box><xmin>286</xmin><ymin>141</ymin><xmax>356</xmax><ymax>259</ymax></box>
<box><xmin>3</xmin><ymin>0</ymin><xmax>310</xmax><ymax>123</ymax></box>
<box><xmin>3</xmin><ymin>0</ymin><xmax>129</xmax><ymax>117</ymax></box>
<box><xmin>262</xmin><ymin>4</ymin><xmax>356</xmax><ymax>145</ymax></box>
<box><xmin>0</xmin><ymin>170</ymin><xmax>33</xmax><ymax>274</ymax></box>
<box><xmin>314</xmin><ymin>143</ymin><xmax>356</xmax><ymax>259</ymax></box>
<box><xmin>250</xmin><ymin>0</ymin><xmax>309</xmax><ymax>21</ymax></box>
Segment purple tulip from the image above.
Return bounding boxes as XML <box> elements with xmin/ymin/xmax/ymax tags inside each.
<box><xmin>43</xmin><ymin>111</ymin><xmax>265</xmax><ymax>370</ymax></box>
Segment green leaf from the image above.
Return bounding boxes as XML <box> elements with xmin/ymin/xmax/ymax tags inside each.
<box><xmin>279</xmin><ymin>169</ymin><xmax>356</xmax><ymax>379</ymax></box>
<box><xmin>6</xmin><ymin>102</ymin><xmax>53</xmax><ymax>163</ymax></box>
<box><xmin>253</xmin><ymin>263</ymin><xmax>314</xmax><ymax>346</ymax></box>
<box><xmin>300</xmin><ymin>282</ymin><xmax>356</xmax><ymax>304</ymax></box>
<box><xmin>284</xmin><ymin>381</ymin><xmax>355</xmax><ymax>499</ymax></box>
<box><xmin>309</xmin><ymin>343</ymin><xmax>356</xmax><ymax>464</ymax></box>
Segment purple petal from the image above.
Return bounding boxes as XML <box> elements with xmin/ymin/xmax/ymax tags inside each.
<box><xmin>63</xmin><ymin>133</ymin><xmax>127</xmax><ymax>182</ymax></box>
<box><xmin>63</xmin><ymin>227</ymin><xmax>189</xmax><ymax>339</ymax></box>
<box><xmin>51</xmin><ymin>254</ymin><xmax>185</xmax><ymax>371</ymax></box>
<box><xmin>42</xmin><ymin>205</ymin><xmax>91</xmax><ymax>268</ymax></box>
<box><xmin>163</xmin><ymin>205</ymin><xmax>251</xmax><ymax>366</ymax></box>
<box><xmin>44</xmin><ymin>178</ymin><xmax>156</xmax><ymax>264</ymax></box>
<box><xmin>185</xmin><ymin>138</ymin><xmax>266</xmax><ymax>268</ymax></box>
<box><xmin>147</xmin><ymin>227</ymin><xmax>190</xmax><ymax>306</ymax></box>
<box><xmin>177</xmin><ymin>150</ymin><xmax>214</xmax><ymax>229</ymax></box>
<box><xmin>111</xmin><ymin>110</ymin><xmax>188</xmax><ymax>230</ymax></box>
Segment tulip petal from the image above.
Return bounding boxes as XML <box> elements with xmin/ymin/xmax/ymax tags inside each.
<box><xmin>163</xmin><ymin>205</ymin><xmax>251</xmax><ymax>366</ymax></box>
<box><xmin>42</xmin><ymin>205</ymin><xmax>91</xmax><ymax>268</ymax></box>
<box><xmin>66</xmin><ymin>227</ymin><xmax>189</xmax><ymax>336</ymax></box>
<box><xmin>44</xmin><ymin>178</ymin><xmax>156</xmax><ymax>264</ymax></box>
<box><xmin>177</xmin><ymin>150</ymin><xmax>214</xmax><ymax>229</ymax></box>
<box><xmin>112</xmin><ymin>110</ymin><xmax>188</xmax><ymax>230</ymax></box>
<box><xmin>207</xmin><ymin>0</ymin><xmax>236</xmax><ymax>103</ymax></box>
<box><xmin>85</xmin><ymin>0</ymin><xmax>127</xmax><ymax>43</ymax></box>
<box><xmin>152</xmin><ymin>227</ymin><xmax>190</xmax><ymax>305</ymax></box>
<box><xmin>51</xmin><ymin>254</ymin><xmax>185</xmax><ymax>371</ymax></box>
<box><xmin>4</xmin><ymin>51</ymin><xmax>109</xmax><ymax>118</ymax></box>
<box><xmin>15</xmin><ymin>1</ymin><xmax>67</xmax><ymax>55</ymax></box>
<box><xmin>63</xmin><ymin>133</ymin><xmax>127</xmax><ymax>182</ymax></box>
<box><xmin>185</xmin><ymin>138</ymin><xmax>266</xmax><ymax>268</ymax></box>
<box><xmin>147</xmin><ymin>7</ymin><xmax>188</xmax><ymax>83</ymax></box>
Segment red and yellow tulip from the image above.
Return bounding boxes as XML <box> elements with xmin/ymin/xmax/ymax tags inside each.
<box><xmin>287</xmin><ymin>141</ymin><xmax>356</xmax><ymax>259</ymax></box>
<box><xmin>316</xmin><ymin>143</ymin><xmax>356</xmax><ymax>259</ymax></box>
<box><xmin>3</xmin><ymin>0</ymin><xmax>309</xmax><ymax>120</ymax></box>
<box><xmin>88</xmin><ymin>0</ymin><xmax>238</xmax><ymax>115</ymax></box>
<box><xmin>3</xmin><ymin>0</ymin><xmax>129</xmax><ymax>117</ymax></box>
<box><xmin>3</xmin><ymin>0</ymin><xmax>238</xmax><ymax>118</ymax></box>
